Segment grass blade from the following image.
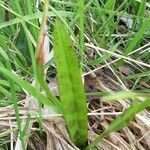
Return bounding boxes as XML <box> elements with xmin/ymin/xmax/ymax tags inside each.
<box><xmin>87</xmin><ymin>42</ymin><xmax>119</xmax><ymax>65</ymax></box>
<box><xmin>78</xmin><ymin>0</ymin><xmax>85</xmax><ymax>68</ymax></box>
<box><xmin>0</xmin><ymin>47</ymin><xmax>26</xmax><ymax>149</ymax></box>
<box><xmin>125</xmin><ymin>18</ymin><xmax>150</xmax><ymax>55</ymax></box>
<box><xmin>137</xmin><ymin>0</ymin><xmax>147</xmax><ymax>28</ymax></box>
<box><xmin>0</xmin><ymin>65</ymin><xmax>61</xmax><ymax>112</ymax></box>
<box><xmin>53</xmin><ymin>18</ymin><xmax>88</xmax><ymax>148</ymax></box>
<box><xmin>102</xmin><ymin>91</ymin><xmax>137</xmax><ymax>102</ymax></box>
<box><xmin>85</xmin><ymin>96</ymin><xmax>150</xmax><ymax>149</ymax></box>
<box><xmin>35</xmin><ymin>0</ymin><xmax>61</xmax><ymax>112</ymax></box>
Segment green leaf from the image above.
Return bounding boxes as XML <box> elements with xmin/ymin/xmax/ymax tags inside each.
<box><xmin>0</xmin><ymin>46</ymin><xmax>57</xmax><ymax>110</ymax></box>
<box><xmin>87</xmin><ymin>42</ymin><xmax>119</xmax><ymax>65</ymax></box>
<box><xmin>137</xmin><ymin>0</ymin><xmax>147</xmax><ymax>28</ymax></box>
<box><xmin>0</xmin><ymin>45</ymin><xmax>26</xmax><ymax>149</ymax></box>
<box><xmin>35</xmin><ymin>0</ymin><xmax>61</xmax><ymax>113</ymax></box>
<box><xmin>53</xmin><ymin>18</ymin><xmax>88</xmax><ymax>148</ymax></box>
<box><xmin>135</xmin><ymin>0</ymin><xmax>150</xmax><ymax>8</ymax></box>
<box><xmin>0</xmin><ymin>65</ymin><xmax>60</xmax><ymax>112</ymax></box>
<box><xmin>123</xmin><ymin>71</ymin><xmax>150</xmax><ymax>80</ymax></box>
<box><xmin>125</xmin><ymin>18</ymin><xmax>150</xmax><ymax>55</ymax></box>
<box><xmin>102</xmin><ymin>91</ymin><xmax>137</xmax><ymax>102</ymax></box>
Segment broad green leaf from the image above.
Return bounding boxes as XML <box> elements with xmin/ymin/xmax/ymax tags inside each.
<box><xmin>53</xmin><ymin>18</ymin><xmax>88</xmax><ymax>148</ymax></box>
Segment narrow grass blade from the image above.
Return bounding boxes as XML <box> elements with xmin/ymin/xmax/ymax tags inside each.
<box><xmin>0</xmin><ymin>47</ymin><xmax>54</xmax><ymax>108</ymax></box>
<box><xmin>0</xmin><ymin>3</ymin><xmax>4</xmax><ymax>23</ymax></box>
<box><xmin>35</xmin><ymin>0</ymin><xmax>61</xmax><ymax>112</ymax></box>
<box><xmin>102</xmin><ymin>91</ymin><xmax>137</xmax><ymax>102</ymax></box>
<box><xmin>53</xmin><ymin>18</ymin><xmax>88</xmax><ymax>148</ymax></box>
<box><xmin>0</xmin><ymin>85</ymin><xmax>10</xmax><ymax>97</ymax></box>
<box><xmin>135</xmin><ymin>0</ymin><xmax>150</xmax><ymax>8</ymax></box>
<box><xmin>0</xmin><ymin>47</ymin><xmax>26</xmax><ymax>149</ymax></box>
<box><xmin>87</xmin><ymin>42</ymin><xmax>119</xmax><ymax>65</ymax></box>
<box><xmin>78</xmin><ymin>0</ymin><xmax>85</xmax><ymax>68</ymax></box>
<box><xmin>0</xmin><ymin>65</ymin><xmax>61</xmax><ymax>112</ymax></box>
<box><xmin>0</xmin><ymin>128</ymin><xmax>17</xmax><ymax>138</ymax></box>
<box><xmin>123</xmin><ymin>71</ymin><xmax>150</xmax><ymax>79</ymax></box>
<box><xmin>85</xmin><ymin>97</ymin><xmax>150</xmax><ymax>150</ymax></box>
<box><xmin>9</xmin><ymin>76</ymin><xmax>26</xmax><ymax>150</ymax></box>
<box><xmin>0</xmin><ymin>1</ymin><xmax>39</xmax><ymax>29</ymax></box>
<box><xmin>125</xmin><ymin>18</ymin><xmax>150</xmax><ymax>55</ymax></box>
<box><xmin>137</xmin><ymin>0</ymin><xmax>147</xmax><ymax>28</ymax></box>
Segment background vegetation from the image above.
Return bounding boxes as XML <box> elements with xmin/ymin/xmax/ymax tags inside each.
<box><xmin>0</xmin><ymin>0</ymin><xmax>150</xmax><ymax>149</ymax></box>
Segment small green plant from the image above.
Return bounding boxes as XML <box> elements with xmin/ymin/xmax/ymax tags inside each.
<box><xmin>52</xmin><ymin>19</ymin><xmax>150</xmax><ymax>150</ymax></box>
<box><xmin>53</xmin><ymin>18</ymin><xmax>88</xmax><ymax>148</ymax></box>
